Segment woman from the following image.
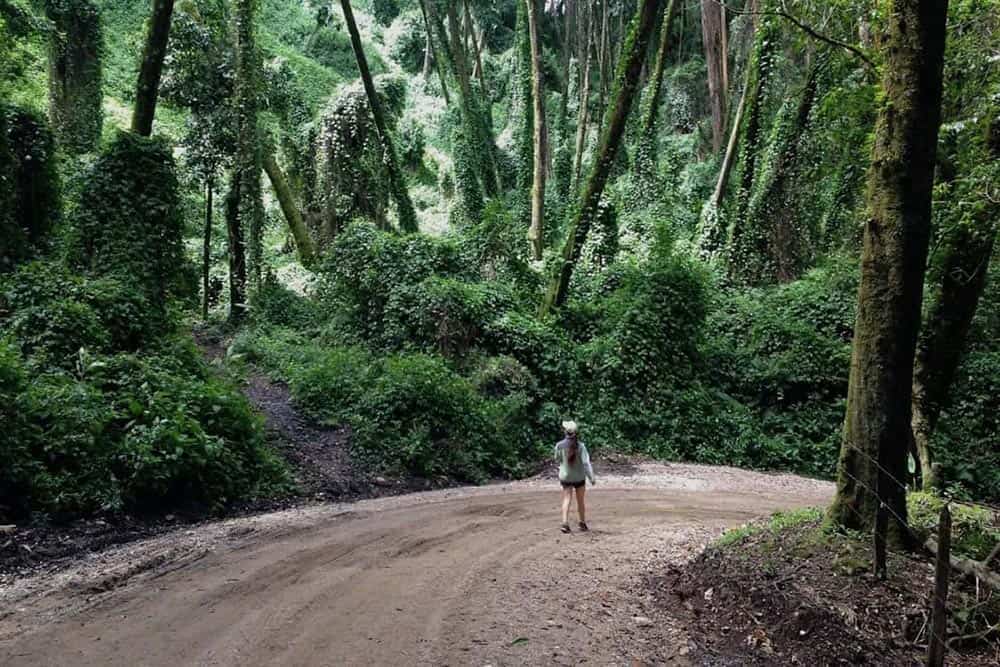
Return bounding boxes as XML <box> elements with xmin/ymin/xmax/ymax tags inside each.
<box><xmin>554</xmin><ymin>420</ymin><xmax>595</xmax><ymax>533</ymax></box>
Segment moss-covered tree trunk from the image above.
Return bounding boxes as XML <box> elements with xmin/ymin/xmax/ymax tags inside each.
<box><xmin>635</xmin><ymin>0</ymin><xmax>679</xmax><ymax>176</ymax></box>
<box><xmin>912</xmin><ymin>115</ymin><xmax>998</xmax><ymax>490</ymax></box>
<box><xmin>234</xmin><ymin>0</ymin><xmax>265</xmax><ymax>288</ymax></box>
<box><xmin>540</xmin><ymin>0</ymin><xmax>661</xmax><ymax>316</ymax></box>
<box><xmin>729</xmin><ymin>4</ymin><xmax>778</xmax><ymax>238</ymax></box>
<box><xmin>340</xmin><ymin>0</ymin><xmax>418</xmax><ymax>233</ymax></box>
<box><xmin>44</xmin><ymin>0</ymin><xmax>103</xmax><ymax>153</ymax></box>
<box><xmin>263</xmin><ymin>151</ymin><xmax>318</xmax><ymax>265</ymax></box>
<box><xmin>526</xmin><ymin>0</ymin><xmax>546</xmax><ymax>261</ymax></box>
<box><xmin>700</xmin><ymin>0</ymin><xmax>727</xmax><ymax>152</ymax></box>
<box><xmin>131</xmin><ymin>0</ymin><xmax>175</xmax><ymax>137</ymax></box>
<box><xmin>829</xmin><ymin>0</ymin><xmax>950</xmax><ymax>542</ymax></box>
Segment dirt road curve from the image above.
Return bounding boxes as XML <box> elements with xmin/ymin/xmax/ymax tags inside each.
<box><xmin>0</xmin><ymin>463</ymin><xmax>831</xmax><ymax>666</ymax></box>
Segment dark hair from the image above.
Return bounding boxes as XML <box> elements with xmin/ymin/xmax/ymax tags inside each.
<box><xmin>566</xmin><ymin>432</ymin><xmax>579</xmax><ymax>464</ymax></box>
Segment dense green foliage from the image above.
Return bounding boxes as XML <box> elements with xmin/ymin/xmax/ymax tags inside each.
<box><xmin>1</xmin><ymin>0</ymin><xmax>998</xmax><ymax>523</ymax></box>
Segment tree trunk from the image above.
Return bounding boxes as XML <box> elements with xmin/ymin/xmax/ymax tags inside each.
<box><xmin>696</xmin><ymin>71</ymin><xmax>748</xmax><ymax>254</ymax></box>
<box><xmin>464</xmin><ymin>0</ymin><xmax>487</xmax><ymax>94</ymax></box>
<box><xmin>131</xmin><ymin>0</ymin><xmax>175</xmax><ymax>137</ymax></box>
<box><xmin>419</xmin><ymin>0</ymin><xmax>450</xmax><ymax>104</ymax></box>
<box><xmin>263</xmin><ymin>151</ymin><xmax>319</xmax><ymax>265</ymax></box>
<box><xmin>720</xmin><ymin>4</ymin><xmax>729</xmax><ymax>92</ymax></box>
<box><xmin>540</xmin><ymin>0</ymin><xmax>661</xmax><ymax>316</ymax></box>
<box><xmin>731</xmin><ymin>4</ymin><xmax>778</xmax><ymax>230</ymax></box>
<box><xmin>202</xmin><ymin>178</ymin><xmax>213</xmax><ymax>320</ymax></box>
<box><xmin>572</xmin><ymin>15</ymin><xmax>595</xmax><ymax>190</ymax></box>
<box><xmin>44</xmin><ymin>0</ymin><xmax>103</xmax><ymax>153</ymax></box>
<box><xmin>234</xmin><ymin>0</ymin><xmax>264</xmax><ymax>288</ymax></box>
<box><xmin>701</xmin><ymin>0</ymin><xmax>727</xmax><ymax>152</ymax></box>
<box><xmin>340</xmin><ymin>0</ymin><xmax>418</xmax><ymax>232</ymax></box>
<box><xmin>640</xmin><ymin>0</ymin><xmax>679</xmax><ymax>138</ymax></box>
<box><xmin>423</xmin><ymin>31</ymin><xmax>433</xmax><ymax>80</ymax></box>
<box><xmin>829</xmin><ymin>0</ymin><xmax>950</xmax><ymax>544</ymax></box>
<box><xmin>225</xmin><ymin>173</ymin><xmax>247</xmax><ymax>324</ymax></box>
<box><xmin>526</xmin><ymin>0</ymin><xmax>547</xmax><ymax>261</ymax></box>
<box><xmin>912</xmin><ymin>227</ymin><xmax>996</xmax><ymax>489</ymax></box>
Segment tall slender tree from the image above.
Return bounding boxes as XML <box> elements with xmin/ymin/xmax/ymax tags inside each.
<box><xmin>526</xmin><ymin>0</ymin><xmax>547</xmax><ymax>260</ymax></box>
<box><xmin>572</xmin><ymin>7</ymin><xmax>594</xmax><ymax>189</ymax></box>
<box><xmin>701</xmin><ymin>0</ymin><xmax>727</xmax><ymax>151</ymax></box>
<box><xmin>541</xmin><ymin>0</ymin><xmax>662</xmax><ymax>316</ymax></box>
<box><xmin>132</xmin><ymin>0</ymin><xmax>176</xmax><ymax>136</ymax></box>
<box><xmin>829</xmin><ymin>0</ymin><xmax>951</xmax><ymax>541</ymax></box>
<box><xmin>340</xmin><ymin>0</ymin><xmax>418</xmax><ymax>233</ymax></box>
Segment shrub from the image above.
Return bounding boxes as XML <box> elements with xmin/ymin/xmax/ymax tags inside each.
<box><xmin>304</xmin><ymin>25</ymin><xmax>385</xmax><ymax>75</ymax></box>
<box><xmin>396</xmin><ymin>113</ymin><xmax>426</xmax><ymax>169</ymax></box>
<box><xmin>251</xmin><ymin>273</ymin><xmax>323</xmax><ymax>329</ymax></box>
<box><xmin>385</xmin><ymin>10</ymin><xmax>425</xmax><ymax>73</ymax></box>
<box><xmin>908</xmin><ymin>492</ymin><xmax>999</xmax><ymax>561</ymax></box>
<box><xmin>384</xmin><ymin>277</ymin><xmax>514</xmax><ymax>356</ymax></box>
<box><xmin>0</xmin><ymin>261</ymin><xmax>155</xmax><ymax>366</ymax></box>
<box><xmin>0</xmin><ymin>104</ymin><xmax>59</xmax><ymax>271</ymax></box>
<box><xmin>288</xmin><ymin>345</ymin><xmax>376</xmax><ymax>423</ymax></box>
<box><xmin>372</xmin><ymin>0</ymin><xmax>400</xmax><ymax>26</ymax></box>
<box><xmin>316</xmin><ymin>222</ymin><xmax>466</xmax><ymax>345</ymax></box>
<box><xmin>67</xmin><ymin>131</ymin><xmax>190</xmax><ymax>311</ymax></box>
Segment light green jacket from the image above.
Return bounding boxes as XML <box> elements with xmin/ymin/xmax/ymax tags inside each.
<box><xmin>554</xmin><ymin>439</ymin><xmax>595</xmax><ymax>484</ymax></box>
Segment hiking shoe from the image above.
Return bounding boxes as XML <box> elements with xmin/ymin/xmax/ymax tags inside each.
<box><xmin>578</xmin><ymin>521</ymin><xmax>589</xmax><ymax>532</ymax></box>
<box><xmin>560</xmin><ymin>523</ymin><xmax>571</xmax><ymax>534</ymax></box>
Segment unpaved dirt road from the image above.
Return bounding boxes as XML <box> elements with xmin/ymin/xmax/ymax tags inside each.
<box><xmin>0</xmin><ymin>463</ymin><xmax>831</xmax><ymax>666</ymax></box>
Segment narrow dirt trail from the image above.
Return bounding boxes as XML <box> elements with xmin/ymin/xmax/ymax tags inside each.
<box><xmin>0</xmin><ymin>464</ymin><xmax>831</xmax><ymax>666</ymax></box>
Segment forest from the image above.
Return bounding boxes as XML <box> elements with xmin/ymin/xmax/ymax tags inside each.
<box><xmin>1</xmin><ymin>0</ymin><xmax>999</xmax><ymax>658</ymax></box>
<box><xmin>2</xmin><ymin>0</ymin><xmax>997</xmax><ymax>517</ymax></box>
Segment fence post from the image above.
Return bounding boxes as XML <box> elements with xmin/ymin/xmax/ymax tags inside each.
<box><xmin>874</xmin><ymin>501</ymin><xmax>888</xmax><ymax>580</ymax></box>
<box><xmin>927</xmin><ymin>504</ymin><xmax>951</xmax><ymax>667</ymax></box>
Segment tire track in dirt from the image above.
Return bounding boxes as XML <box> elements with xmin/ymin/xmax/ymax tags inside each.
<box><xmin>0</xmin><ymin>464</ymin><xmax>832</xmax><ymax>666</ymax></box>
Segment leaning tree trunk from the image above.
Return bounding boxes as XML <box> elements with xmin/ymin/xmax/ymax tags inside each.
<box><xmin>828</xmin><ymin>0</ymin><xmax>950</xmax><ymax>544</ymax></box>
<box><xmin>418</xmin><ymin>0</ymin><xmax>450</xmax><ymax>103</ymax></box>
<box><xmin>572</xmin><ymin>12</ymin><xmax>595</xmax><ymax>190</ymax></box>
<box><xmin>540</xmin><ymin>0</ymin><xmax>661</xmax><ymax>316</ymax></box>
<box><xmin>44</xmin><ymin>0</ymin><xmax>103</xmax><ymax>153</ymax></box>
<box><xmin>696</xmin><ymin>69</ymin><xmax>749</xmax><ymax>255</ymax></box>
<box><xmin>131</xmin><ymin>0</ymin><xmax>175</xmax><ymax>137</ymax></box>
<box><xmin>340</xmin><ymin>0</ymin><xmax>418</xmax><ymax>233</ymax></box>
<box><xmin>700</xmin><ymin>0</ymin><xmax>727</xmax><ymax>152</ymax></box>
<box><xmin>635</xmin><ymin>0</ymin><xmax>679</xmax><ymax>176</ymax></box>
<box><xmin>263</xmin><ymin>152</ymin><xmax>318</xmax><ymax>265</ymax></box>
<box><xmin>526</xmin><ymin>0</ymin><xmax>547</xmax><ymax>261</ymax></box>
<box><xmin>729</xmin><ymin>3</ymin><xmax>778</xmax><ymax>241</ymax></box>
<box><xmin>912</xmin><ymin>222</ymin><xmax>997</xmax><ymax>489</ymax></box>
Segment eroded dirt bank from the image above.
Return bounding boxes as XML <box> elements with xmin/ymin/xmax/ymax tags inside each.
<box><xmin>0</xmin><ymin>464</ymin><xmax>831</xmax><ymax>666</ymax></box>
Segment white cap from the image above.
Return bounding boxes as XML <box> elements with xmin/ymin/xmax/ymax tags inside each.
<box><xmin>561</xmin><ymin>420</ymin><xmax>578</xmax><ymax>434</ymax></box>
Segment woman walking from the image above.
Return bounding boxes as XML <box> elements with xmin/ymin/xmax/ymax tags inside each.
<box><xmin>554</xmin><ymin>420</ymin><xmax>595</xmax><ymax>533</ymax></box>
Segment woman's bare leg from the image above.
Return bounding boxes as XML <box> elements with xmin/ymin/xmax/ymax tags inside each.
<box><xmin>575</xmin><ymin>486</ymin><xmax>586</xmax><ymax>524</ymax></box>
<box><xmin>561</xmin><ymin>487</ymin><xmax>573</xmax><ymax>524</ymax></box>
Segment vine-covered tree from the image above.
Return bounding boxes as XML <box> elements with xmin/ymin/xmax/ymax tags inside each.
<box><xmin>829</xmin><ymin>0</ymin><xmax>950</xmax><ymax>541</ymax></box>
<box><xmin>525</xmin><ymin>0</ymin><xmax>546</xmax><ymax>260</ymax></box>
<box><xmin>43</xmin><ymin>0</ymin><xmax>103</xmax><ymax>152</ymax></box>
<box><xmin>541</xmin><ymin>0</ymin><xmax>662</xmax><ymax>315</ymax></box>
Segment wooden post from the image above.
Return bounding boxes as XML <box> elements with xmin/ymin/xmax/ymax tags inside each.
<box><xmin>927</xmin><ymin>504</ymin><xmax>951</xmax><ymax>667</ymax></box>
<box><xmin>874</xmin><ymin>501</ymin><xmax>888</xmax><ymax>580</ymax></box>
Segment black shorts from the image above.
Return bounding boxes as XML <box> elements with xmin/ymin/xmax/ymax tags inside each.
<box><xmin>560</xmin><ymin>479</ymin><xmax>586</xmax><ymax>489</ymax></box>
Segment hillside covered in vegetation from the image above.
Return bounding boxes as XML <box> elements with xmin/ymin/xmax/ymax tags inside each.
<box><xmin>1</xmin><ymin>0</ymin><xmax>997</xmax><ymax>526</ymax></box>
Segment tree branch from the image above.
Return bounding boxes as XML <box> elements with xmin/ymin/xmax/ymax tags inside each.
<box><xmin>710</xmin><ymin>0</ymin><xmax>876</xmax><ymax>72</ymax></box>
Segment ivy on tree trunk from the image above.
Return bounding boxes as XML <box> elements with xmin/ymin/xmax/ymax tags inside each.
<box><xmin>828</xmin><ymin>0</ymin><xmax>950</xmax><ymax>545</ymax></box>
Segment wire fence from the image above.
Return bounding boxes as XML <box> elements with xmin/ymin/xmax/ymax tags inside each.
<box><xmin>833</xmin><ymin>440</ymin><xmax>999</xmax><ymax>662</ymax></box>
